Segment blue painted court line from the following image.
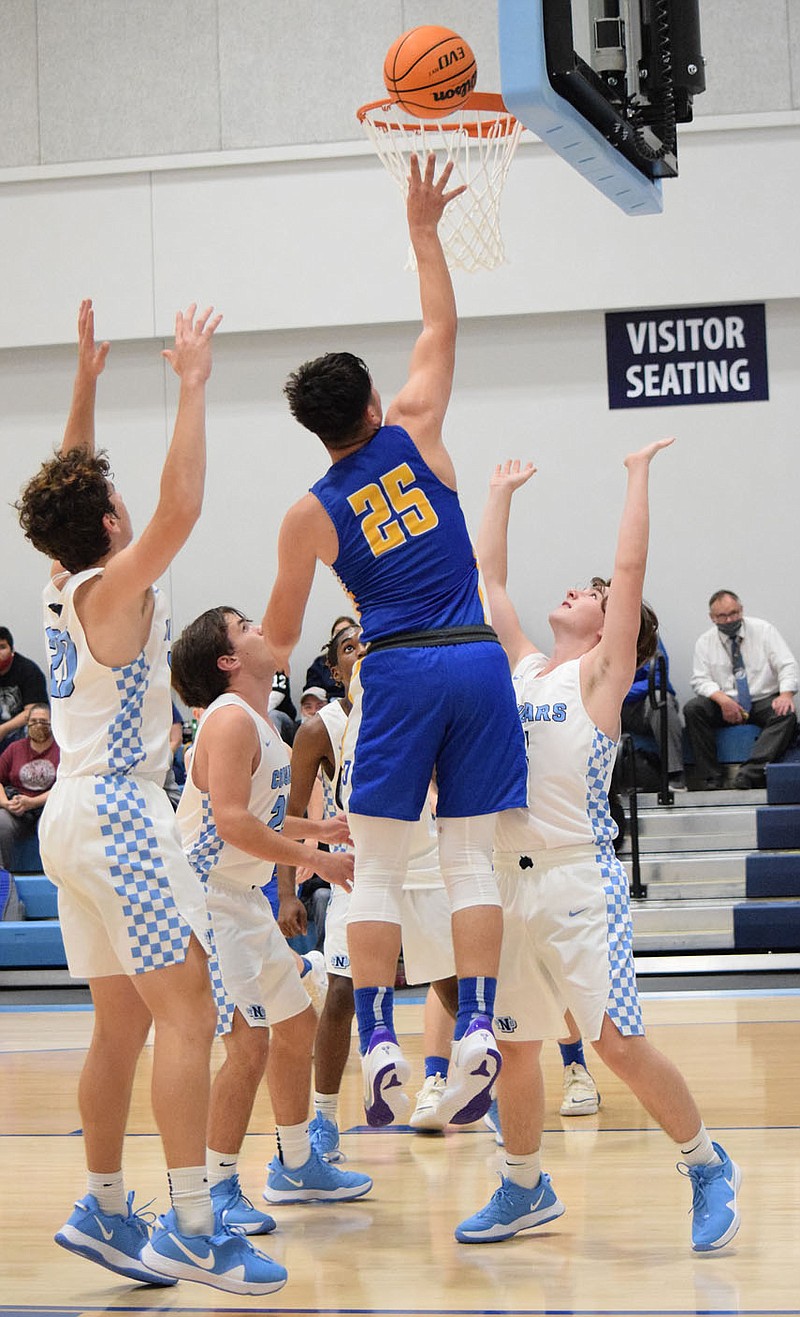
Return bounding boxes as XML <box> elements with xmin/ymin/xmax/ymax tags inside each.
<box><xmin>2</xmin><ymin>1308</ymin><xmax>799</xmax><ymax>1316</ymax></box>
<box><xmin>0</xmin><ymin>1004</ymin><xmax>94</xmax><ymax>1014</ymax></box>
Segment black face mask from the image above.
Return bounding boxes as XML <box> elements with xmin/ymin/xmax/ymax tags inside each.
<box><xmin>716</xmin><ymin>620</ymin><xmax>742</xmax><ymax>639</ymax></box>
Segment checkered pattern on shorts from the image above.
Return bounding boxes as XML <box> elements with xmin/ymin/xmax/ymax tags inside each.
<box><xmin>585</xmin><ymin>727</ymin><xmax>618</xmax><ymax>846</ymax></box>
<box><xmin>205</xmin><ymin>920</ymin><xmax>236</xmax><ymax>1036</ymax></box>
<box><xmin>107</xmin><ymin>655</ymin><xmax>149</xmax><ymax>773</ymax></box>
<box><xmin>185</xmin><ymin>798</ymin><xmax>224</xmax><ymax>880</ymax></box>
<box><xmin>94</xmin><ymin>775</ymin><xmax>193</xmax><ymax>973</ymax></box>
<box><xmin>596</xmin><ymin>844</ymin><xmax>644</xmax><ymax>1035</ymax></box>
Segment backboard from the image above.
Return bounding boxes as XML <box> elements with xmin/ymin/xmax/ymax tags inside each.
<box><xmin>498</xmin><ymin>0</ymin><xmax>705</xmax><ymax>215</ymax></box>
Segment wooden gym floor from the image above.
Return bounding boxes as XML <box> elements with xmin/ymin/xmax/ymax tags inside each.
<box><xmin>1</xmin><ymin>987</ymin><xmax>798</xmax><ymax>1317</ymax></box>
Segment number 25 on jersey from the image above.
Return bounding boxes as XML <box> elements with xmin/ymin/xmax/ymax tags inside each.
<box><xmin>347</xmin><ymin>462</ymin><xmax>439</xmax><ymax>559</ymax></box>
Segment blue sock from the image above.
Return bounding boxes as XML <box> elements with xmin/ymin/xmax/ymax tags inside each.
<box><xmin>559</xmin><ymin>1039</ymin><xmax>586</xmax><ymax>1068</ymax></box>
<box><xmin>299</xmin><ymin>957</ymin><xmax>312</xmax><ymax>978</ymax></box>
<box><xmin>425</xmin><ymin>1054</ymin><xmax>450</xmax><ymax>1080</ymax></box>
<box><xmin>354</xmin><ymin>986</ymin><xmax>396</xmax><ymax>1054</ymax></box>
<box><xmin>454</xmin><ymin>976</ymin><xmax>496</xmax><ymax>1042</ymax></box>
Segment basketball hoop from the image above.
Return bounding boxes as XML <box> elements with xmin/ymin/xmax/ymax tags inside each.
<box><xmin>357</xmin><ymin>93</ymin><xmax>523</xmax><ymax>273</ymax></box>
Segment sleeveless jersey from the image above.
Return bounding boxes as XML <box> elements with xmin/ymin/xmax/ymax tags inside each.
<box><xmin>495</xmin><ymin>653</ymin><xmax>618</xmax><ymax>852</ymax></box>
<box><xmin>317</xmin><ymin>699</ymin><xmax>348</xmax><ymax>827</ymax></box>
<box><xmin>310</xmin><ymin>425</ymin><xmax>487</xmax><ymax>642</ymax></box>
<box><xmin>178</xmin><ymin>694</ymin><xmax>290</xmax><ymax>887</ymax></box>
<box><xmin>42</xmin><ymin>569</ymin><xmax>171</xmax><ymax>782</ymax></box>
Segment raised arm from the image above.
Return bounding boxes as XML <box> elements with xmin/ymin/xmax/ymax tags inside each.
<box><xmin>97</xmin><ymin>304</ymin><xmax>221</xmax><ymax>604</ymax></box>
<box><xmin>385</xmin><ymin>153</ymin><xmax>466</xmax><ymax>478</ymax></box>
<box><xmin>262</xmin><ymin>494</ymin><xmax>336</xmax><ymax>671</ymax></box>
<box><xmin>583</xmin><ymin>438</ymin><xmax>674</xmax><ymax>718</ymax></box>
<box><xmin>476</xmin><ymin>460</ymin><xmax>540</xmax><ymax>672</ymax></box>
<box><xmin>60</xmin><ymin>299</ymin><xmax>110</xmax><ymax>456</ymax></box>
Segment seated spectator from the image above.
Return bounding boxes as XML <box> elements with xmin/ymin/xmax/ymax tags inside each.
<box><xmin>684</xmin><ymin>590</ymin><xmax>798</xmax><ymax>790</ymax></box>
<box><xmin>269</xmin><ymin>669</ymin><xmax>298</xmax><ymax>745</ymax></box>
<box><xmin>621</xmin><ymin>632</ymin><xmax>686</xmax><ymax>790</ymax></box>
<box><xmin>300</xmin><ymin>685</ymin><xmax>328</xmax><ymax>722</ymax></box>
<box><xmin>0</xmin><ymin>627</ymin><xmax>48</xmax><ymax>753</ymax></box>
<box><xmin>304</xmin><ymin>615</ymin><xmax>358</xmax><ymax>701</ymax></box>
<box><xmin>0</xmin><ymin>702</ymin><xmax>60</xmax><ymax>871</ymax></box>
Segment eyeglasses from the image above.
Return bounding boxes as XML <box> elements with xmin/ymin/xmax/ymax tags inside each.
<box><xmin>710</xmin><ymin>608</ymin><xmax>742</xmax><ymax>623</ymax></box>
<box><xmin>28</xmin><ymin>720</ymin><xmax>51</xmax><ymax>727</ymax></box>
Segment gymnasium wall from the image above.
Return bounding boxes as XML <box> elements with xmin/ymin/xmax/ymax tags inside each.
<box><xmin>1</xmin><ymin>1</ymin><xmax>798</xmax><ymax>701</ymax></box>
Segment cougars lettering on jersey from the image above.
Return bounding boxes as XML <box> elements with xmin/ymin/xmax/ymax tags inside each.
<box><xmin>496</xmin><ymin>653</ymin><xmax>618</xmax><ymax>853</ymax></box>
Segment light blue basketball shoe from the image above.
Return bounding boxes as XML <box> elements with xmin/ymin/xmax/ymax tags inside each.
<box><xmin>263</xmin><ymin>1149</ymin><xmax>372</xmax><ymax>1204</ymax></box>
<box><xmin>140</xmin><ymin>1208</ymin><xmax>287</xmax><ymax>1294</ymax></box>
<box><xmin>210</xmin><ymin>1173</ymin><xmax>276</xmax><ymax>1235</ymax></box>
<box><xmin>455</xmin><ymin>1173</ymin><xmax>565</xmax><ymax>1244</ymax></box>
<box><xmin>54</xmin><ymin>1192</ymin><xmax>178</xmax><ymax>1285</ymax></box>
<box><xmin>309</xmin><ymin>1111</ymin><xmax>345</xmax><ymax>1162</ymax></box>
<box><xmin>679</xmin><ymin>1143</ymin><xmax>741</xmax><ymax>1252</ymax></box>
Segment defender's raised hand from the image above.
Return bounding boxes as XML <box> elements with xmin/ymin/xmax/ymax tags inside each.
<box><xmin>162</xmin><ymin>303</ymin><xmax>223</xmax><ymax>385</ymax></box>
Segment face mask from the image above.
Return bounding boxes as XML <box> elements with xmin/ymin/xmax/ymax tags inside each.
<box><xmin>716</xmin><ymin>620</ymin><xmax>742</xmax><ymax>639</ymax></box>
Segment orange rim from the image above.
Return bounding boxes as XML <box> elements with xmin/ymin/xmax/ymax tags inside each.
<box><xmin>357</xmin><ymin>92</ymin><xmax>518</xmax><ymax>138</ymax></box>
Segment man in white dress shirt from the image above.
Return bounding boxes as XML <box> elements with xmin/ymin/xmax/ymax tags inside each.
<box><xmin>684</xmin><ymin>590</ymin><xmax>798</xmax><ymax>789</ymax></box>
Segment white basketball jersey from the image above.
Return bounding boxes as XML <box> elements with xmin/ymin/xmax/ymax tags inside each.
<box><xmin>178</xmin><ymin>694</ymin><xmax>290</xmax><ymax>887</ymax></box>
<box><xmin>317</xmin><ymin>700</ymin><xmax>348</xmax><ymax>837</ymax></box>
<box><xmin>495</xmin><ymin>652</ymin><xmax>618</xmax><ymax>852</ymax></box>
<box><xmin>42</xmin><ymin>569</ymin><xmax>172</xmax><ymax>782</ymax></box>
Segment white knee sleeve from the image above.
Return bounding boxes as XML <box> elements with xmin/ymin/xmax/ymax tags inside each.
<box><xmin>346</xmin><ymin>814</ymin><xmax>414</xmax><ymax>925</ymax></box>
<box><xmin>437</xmin><ymin>814</ymin><xmax>501</xmax><ymax>914</ymax></box>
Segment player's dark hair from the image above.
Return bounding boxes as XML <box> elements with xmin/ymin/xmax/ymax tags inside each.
<box><xmin>171</xmin><ymin>607</ymin><xmax>246</xmax><ymax>709</ymax></box>
<box><xmin>591</xmin><ymin>577</ymin><xmax>659</xmax><ymax>667</ymax></box>
<box><xmin>284</xmin><ymin>352</ymin><xmax>374</xmax><ymax>449</ymax></box>
<box><xmin>0</xmin><ymin>627</ymin><xmax>12</xmax><ymax>648</ymax></box>
<box><xmin>16</xmin><ymin>449</ymin><xmax>116</xmax><ymax>574</ymax></box>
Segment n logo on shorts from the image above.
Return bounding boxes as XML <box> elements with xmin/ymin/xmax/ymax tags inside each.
<box><xmin>495</xmin><ymin>1015</ymin><xmax>518</xmax><ymax>1033</ymax></box>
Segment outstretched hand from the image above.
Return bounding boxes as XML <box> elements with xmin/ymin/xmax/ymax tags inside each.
<box><xmin>76</xmin><ymin>298</ymin><xmax>110</xmax><ymax>379</ymax></box>
<box><xmin>623</xmin><ymin>436</ymin><xmax>675</xmax><ymax>469</ymax></box>
<box><xmin>407</xmin><ymin>152</ymin><xmax>467</xmax><ymax>232</ymax></box>
<box><xmin>489</xmin><ymin>458</ymin><xmax>537</xmax><ymax>494</ymax></box>
<box><xmin>162</xmin><ymin>303</ymin><xmax>223</xmax><ymax>384</ymax></box>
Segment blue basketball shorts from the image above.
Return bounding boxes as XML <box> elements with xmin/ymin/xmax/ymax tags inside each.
<box><xmin>341</xmin><ymin>640</ymin><xmax>528</xmax><ymax>820</ymax></box>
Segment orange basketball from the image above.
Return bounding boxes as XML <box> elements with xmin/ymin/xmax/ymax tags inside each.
<box><xmin>383</xmin><ymin>26</ymin><xmax>477</xmax><ymax>119</ymax></box>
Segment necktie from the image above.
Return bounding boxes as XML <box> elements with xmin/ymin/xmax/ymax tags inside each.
<box><xmin>730</xmin><ymin>635</ymin><xmax>752</xmax><ymax>713</ymax></box>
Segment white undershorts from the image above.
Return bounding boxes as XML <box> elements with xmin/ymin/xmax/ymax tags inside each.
<box><xmin>40</xmin><ymin>774</ymin><xmax>211</xmax><ymax>979</ymax></box>
<box><xmin>205</xmin><ymin>875</ymin><xmax>310</xmax><ymax>1035</ymax></box>
<box><xmin>324</xmin><ymin>881</ymin><xmax>455</xmax><ymax>985</ymax></box>
<box><xmin>493</xmin><ymin>844</ymin><xmax>644</xmax><ymax>1044</ymax></box>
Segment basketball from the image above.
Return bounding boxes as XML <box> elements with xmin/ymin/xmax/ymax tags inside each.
<box><xmin>383</xmin><ymin>26</ymin><xmax>477</xmax><ymax>119</ymax></box>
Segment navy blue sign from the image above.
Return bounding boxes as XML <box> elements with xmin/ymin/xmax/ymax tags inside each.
<box><xmin>605</xmin><ymin>303</ymin><xmax>768</xmax><ymax>409</ymax></box>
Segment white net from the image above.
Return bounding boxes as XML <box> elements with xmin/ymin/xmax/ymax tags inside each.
<box><xmin>358</xmin><ymin>93</ymin><xmax>523</xmax><ymax>273</ymax></box>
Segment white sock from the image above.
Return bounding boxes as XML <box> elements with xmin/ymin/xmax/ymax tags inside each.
<box><xmin>314</xmin><ymin>1092</ymin><xmax>339</xmax><ymax>1123</ymax></box>
<box><xmin>502</xmin><ymin>1151</ymin><xmax>542</xmax><ymax>1190</ymax></box>
<box><xmin>87</xmin><ymin>1170</ymin><xmax>126</xmax><ymax>1216</ymax></box>
<box><xmin>276</xmin><ymin>1121</ymin><xmax>311</xmax><ymax>1170</ymax></box>
<box><xmin>168</xmin><ymin>1165</ymin><xmax>215</xmax><ymax>1236</ymax></box>
<box><xmin>206</xmin><ymin>1147</ymin><xmax>239</xmax><ymax>1188</ymax></box>
<box><xmin>679</xmin><ymin>1123</ymin><xmax>721</xmax><ymax>1167</ymax></box>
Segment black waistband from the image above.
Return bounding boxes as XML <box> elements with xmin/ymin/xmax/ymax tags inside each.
<box><xmin>367</xmin><ymin>624</ymin><xmax>499</xmax><ymax>654</ymax></box>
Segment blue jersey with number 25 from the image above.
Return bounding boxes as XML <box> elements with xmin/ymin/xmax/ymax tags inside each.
<box><xmin>310</xmin><ymin>426</ymin><xmax>486</xmax><ymax>644</ymax></box>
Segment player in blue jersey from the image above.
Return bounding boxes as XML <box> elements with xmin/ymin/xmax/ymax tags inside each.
<box><xmin>263</xmin><ymin>155</ymin><xmax>528</xmax><ymax>1129</ymax></box>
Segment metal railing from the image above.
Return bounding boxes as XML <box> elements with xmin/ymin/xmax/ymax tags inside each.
<box><xmin>617</xmin><ymin>732</ymin><xmax>647</xmax><ymax>900</ymax></box>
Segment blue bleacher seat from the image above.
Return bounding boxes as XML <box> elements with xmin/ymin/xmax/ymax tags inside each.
<box><xmin>0</xmin><ymin>919</ymin><xmax>66</xmax><ymax>967</ymax></box>
<box><xmin>12</xmin><ymin>833</ymin><xmax>43</xmax><ymax>874</ymax></box>
<box><xmin>756</xmin><ymin>805</ymin><xmax>800</xmax><ymax>851</ymax></box>
<box><xmin>733</xmin><ymin>900</ymin><xmax>800</xmax><ymax>950</ymax></box>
